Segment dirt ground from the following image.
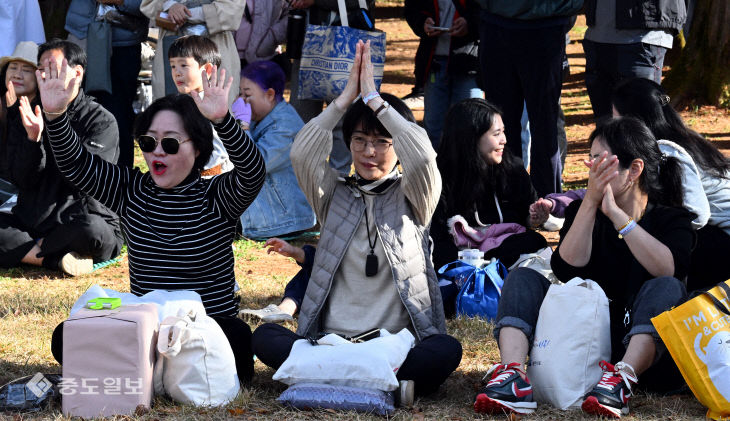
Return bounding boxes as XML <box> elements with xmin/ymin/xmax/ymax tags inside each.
<box><xmin>1</xmin><ymin>10</ymin><xmax>729</xmax><ymax>421</ymax></box>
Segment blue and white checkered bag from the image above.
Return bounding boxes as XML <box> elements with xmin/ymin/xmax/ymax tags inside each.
<box><xmin>297</xmin><ymin>24</ymin><xmax>385</xmax><ymax>101</ymax></box>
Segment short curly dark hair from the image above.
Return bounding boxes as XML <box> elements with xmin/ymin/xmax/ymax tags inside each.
<box><xmin>132</xmin><ymin>94</ymin><xmax>213</xmax><ymax>172</ymax></box>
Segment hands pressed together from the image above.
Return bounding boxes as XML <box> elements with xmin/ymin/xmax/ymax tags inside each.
<box><xmin>584</xmin><ymin>151</ymin><xmax>623</xmax><ymax>220</ymax></box>
<box><xmin>334</xmin><ymin>40</ymin><xmax>379</xmax><ymax>111</ymax></box>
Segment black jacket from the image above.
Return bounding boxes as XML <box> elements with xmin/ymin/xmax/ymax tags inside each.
<box><xmin>430</xmin><ymin>161</ymin><xmax>539</xmax><ymax>270</ymax></box>
<box><xmin>585</xmin><ymin>0</ymin><xmax>687</xmax><ymax>33</ymax></box>
<box><xmin>476</xmin><ymin>0</ymin><xmax>583</xmax><ymax>20</ymax></box>
<box><xmin>404</xmin><ymin>0</ymin><xmax>480</xmax><ymax>84</ymax></box>
<box><xmin>3</xmin><ymin>90</ymin><xmax>121</xmax><ymax>235</ymax></box>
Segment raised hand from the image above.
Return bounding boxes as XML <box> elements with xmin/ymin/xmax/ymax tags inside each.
<box><xmin>35</xmin><ymin>58</ymin><xmax>80</xmax><ymax>118</ymax></box>
<box><xmin>5</xmin><ymin>80</ymin><xmax>17</xmax><ymax>107</ymax></box>
<box><xmin>583</xmin><ymin>151</ymin><xmax>619</xmax><ymax>207</ymax></box>
<box><xmin>359</xmin><ymin>40</ymin><xmax>377</xmax><ymax>99</ymax></box>
<box><xmin>334</xmin><ymin>40</ymin><xmax>362</xmax><ymax>110</ymax></box>
<box><xmin>18</xmin><ymin>96</ymin><xmax>43</xmax><ymax>142</ymax></box>
<box><xmin>191</xmin><ymin>65</ymin><xmax>232</xmax><ymax>124</ymax></box>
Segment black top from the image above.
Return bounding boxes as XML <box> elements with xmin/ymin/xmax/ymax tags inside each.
<box><xmin>46</xmin><ymin>112</ymin><xmax>266</xmax><ymax>317</ymax></box>
<box><xmin>551</xmin><ymin>200</ymin><xmax>695</xmax><ymax>305</ymax></box>
<box><xmin>431</xmin><ymin>163</ymin><xmax>537</xmax><ymax>269</ymax></box>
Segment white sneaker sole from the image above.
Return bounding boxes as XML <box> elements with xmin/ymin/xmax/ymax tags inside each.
<box><xmin>59</xmin><ymin>253</ymin><xmax>93</xmax><ymax>276</ymax></box>
<box><xmin>474</xmin><ymin>394</ymin><xmax>536</xmax><ymax>414</ymax></box>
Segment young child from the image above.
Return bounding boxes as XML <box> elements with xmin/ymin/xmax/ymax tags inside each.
<box><xmin>168</xmin><ymin>35</ymin><xmax>233</xmax><ymax>177</ymax></box>
<box><xmin>140</xmin><ymin>0</ymin><xmax>243</xmax><ymax>105</ymax></box>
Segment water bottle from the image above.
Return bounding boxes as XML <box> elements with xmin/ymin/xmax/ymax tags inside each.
<box><xmin>458</xmin><ymin>249</ymin><xmax>485</xmax><ymax>268</ymax></box>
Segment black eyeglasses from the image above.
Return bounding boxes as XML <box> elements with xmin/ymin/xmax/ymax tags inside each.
<box><xmin>136</xmin><ymin>135</ymin><xmax>191</xmax><ymax>154</ymax></box>
<box><xmin>350</xmin><ymin>137</ymin><xmax>393</xmax><ymax>152</ymax></box>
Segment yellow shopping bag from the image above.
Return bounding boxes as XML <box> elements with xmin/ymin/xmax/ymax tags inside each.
<box><xmin>652</xmin><ymin>281</ymin><xmax>730</xmax><ymax>420</ymax></box>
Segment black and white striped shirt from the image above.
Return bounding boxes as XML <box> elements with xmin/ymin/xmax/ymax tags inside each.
<box><xmin>46</xmin><ymin>113</ymin><xmax>265</xmax><ymax>317</ymax></box>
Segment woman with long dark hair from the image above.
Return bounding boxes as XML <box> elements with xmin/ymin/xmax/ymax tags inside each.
<box><xmin>612</xmin><ymin>77</ymin><xmax>730</xmax><ymax>289</ymax></box>
<box><xmin>431</xmin><ymin>98</ymin><xmax>546</xmax><ymax>272</ymax></box>
<box><xmin>475</xmin><ymin>117</ymin><xmax>694</xmax><ymax>418</ymax></box>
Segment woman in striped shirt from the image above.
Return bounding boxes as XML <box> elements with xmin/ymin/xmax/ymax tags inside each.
<box><xmin>37</xmin><ymin>58</ymin><xmax>265</xmax><ymax>382</ymax></box>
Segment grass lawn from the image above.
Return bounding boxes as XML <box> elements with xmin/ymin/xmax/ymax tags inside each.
<box><xmin>2</xmin><ymin>12</ymin><xmax>728</xmax><ymax>421</ymax></box>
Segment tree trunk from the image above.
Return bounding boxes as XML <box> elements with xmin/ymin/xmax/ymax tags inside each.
<box><xmin>663</xmin><ymin>0</ymin><xmax>730</xmax><ymax>108</ymax></box>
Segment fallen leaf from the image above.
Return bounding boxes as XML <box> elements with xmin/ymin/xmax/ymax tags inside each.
<box><xmin>228</xmin><ymin>408</ymin><xmax>247</xmax><ymax>416</ymax></box>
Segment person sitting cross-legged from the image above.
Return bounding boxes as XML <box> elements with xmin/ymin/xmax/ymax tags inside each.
<box><xmin>41</xmin><ymin>57</ymin><xmax>266</xmax><ymax>382</ymax></box>
<box><xmin>251</xmin><ymin>40</ymin><xmax>462</xmax><ymax>406</ymax></box>
<box><xmin>475</xmin><ymin>117</ymin><xmax>694</xmax><ymax>418</ymax></box>
<box><xmin>0</xmin><ymin>39</ymin><xmax>123</xmax><ymax>276</ymax></box>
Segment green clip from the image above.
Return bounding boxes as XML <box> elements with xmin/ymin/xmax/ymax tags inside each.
<box><xmin>86</xmin><ymin>297</ymin><xmax>121</xmax><ymax>310</ymax></box>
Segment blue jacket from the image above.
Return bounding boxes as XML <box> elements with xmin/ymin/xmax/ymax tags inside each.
<box><xmin>65</xmin><ymin>0</ymin><xmax>148</xmax><ymax>47</ymax></box>
<box><xmin>240</xmin><ymin>101</ymin><xmax>316</xmax><ymax>238</ymax></box>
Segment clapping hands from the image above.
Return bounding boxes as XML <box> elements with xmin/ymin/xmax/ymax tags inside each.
<box><xmin>584</xmin><ymin>151</ymin><xmax>621</xmax><ymax>216</ymax></box>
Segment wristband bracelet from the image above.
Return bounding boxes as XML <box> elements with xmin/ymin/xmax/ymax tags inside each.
<box><xmin>43</xmin><ymin>107</ymin><xmax>67</xmax><ymax>117</ymax></box>
<box><xmin>617</xmin><ymin>217</ymin><xmax>633</xmax><ymax>232</ymax></box>
<box><xmin>618</xmin><ymin>219</ymin><xmax>637</xmax><ymax>239</ymax></box>
<box><xmin>362</xmin><ymin>91</ymin><xmax>380</xmax><ymax>105</ymax></box>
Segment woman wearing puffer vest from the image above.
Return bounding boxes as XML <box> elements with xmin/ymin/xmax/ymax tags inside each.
<box><xmin>251</xmin><ymin>40</ymin><xmax>462</xmax><ymax>407</ymax></box>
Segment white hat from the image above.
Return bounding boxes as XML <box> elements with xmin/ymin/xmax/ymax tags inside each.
<box><xmin>0</xmin><ymin>41</ymin><xmax>39</xmax><ymax>70</ymax></box>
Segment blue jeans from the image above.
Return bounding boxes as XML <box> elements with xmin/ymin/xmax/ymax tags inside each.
<box><xmin>424</xmin><ymin>56</ymin><xmax>483</xmax><ymax>149</ymax></box>
<box><xmin>520</xmin><ymin>103</ymin><xmax>530</xmax><ymax>167</ymax></box>
<box><xmin>583</xmin><ymin>39</ymin><xmax>668</xmax><ymax>122</ymax></box>
<box><xmin>494</xmin><ymin>267</ymin><xmax>688</xmax><ymax>392</ymax></box>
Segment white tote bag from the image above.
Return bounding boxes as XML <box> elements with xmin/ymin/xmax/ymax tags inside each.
<box><xmin>527</xmin><ymin>277</ymin><xmax>611</xmax><ymax>410</ymax></box>
<box><xmin>70</xmin><ymin>284</ymin><xmax>207</xmax><ymax>322</ymax></box>
<box><xmin>273</xmin><ymin>328</ymin><xmax>415</xmax><ymax>391</ymax></box>
<box><xmin>154</xmin><ymin>309</ymin><xmax>240</xmax><ymax>406</ymax></box>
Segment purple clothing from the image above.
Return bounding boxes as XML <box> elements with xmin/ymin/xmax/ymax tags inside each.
<box><xmin>546</xmin><ymin>189</ymin><xmax>586</xmax><ymax>218</ymax></box>
<box><xmin>447</xmin><ymin>215</ymin><xmax>526</xmax><ymax>253</ymax></box>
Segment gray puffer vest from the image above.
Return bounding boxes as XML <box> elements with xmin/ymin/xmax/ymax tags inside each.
<box><xmin>296</xmin><ymin>179</ymin><xmax>447</xmax><ymax>342</ymax></box>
